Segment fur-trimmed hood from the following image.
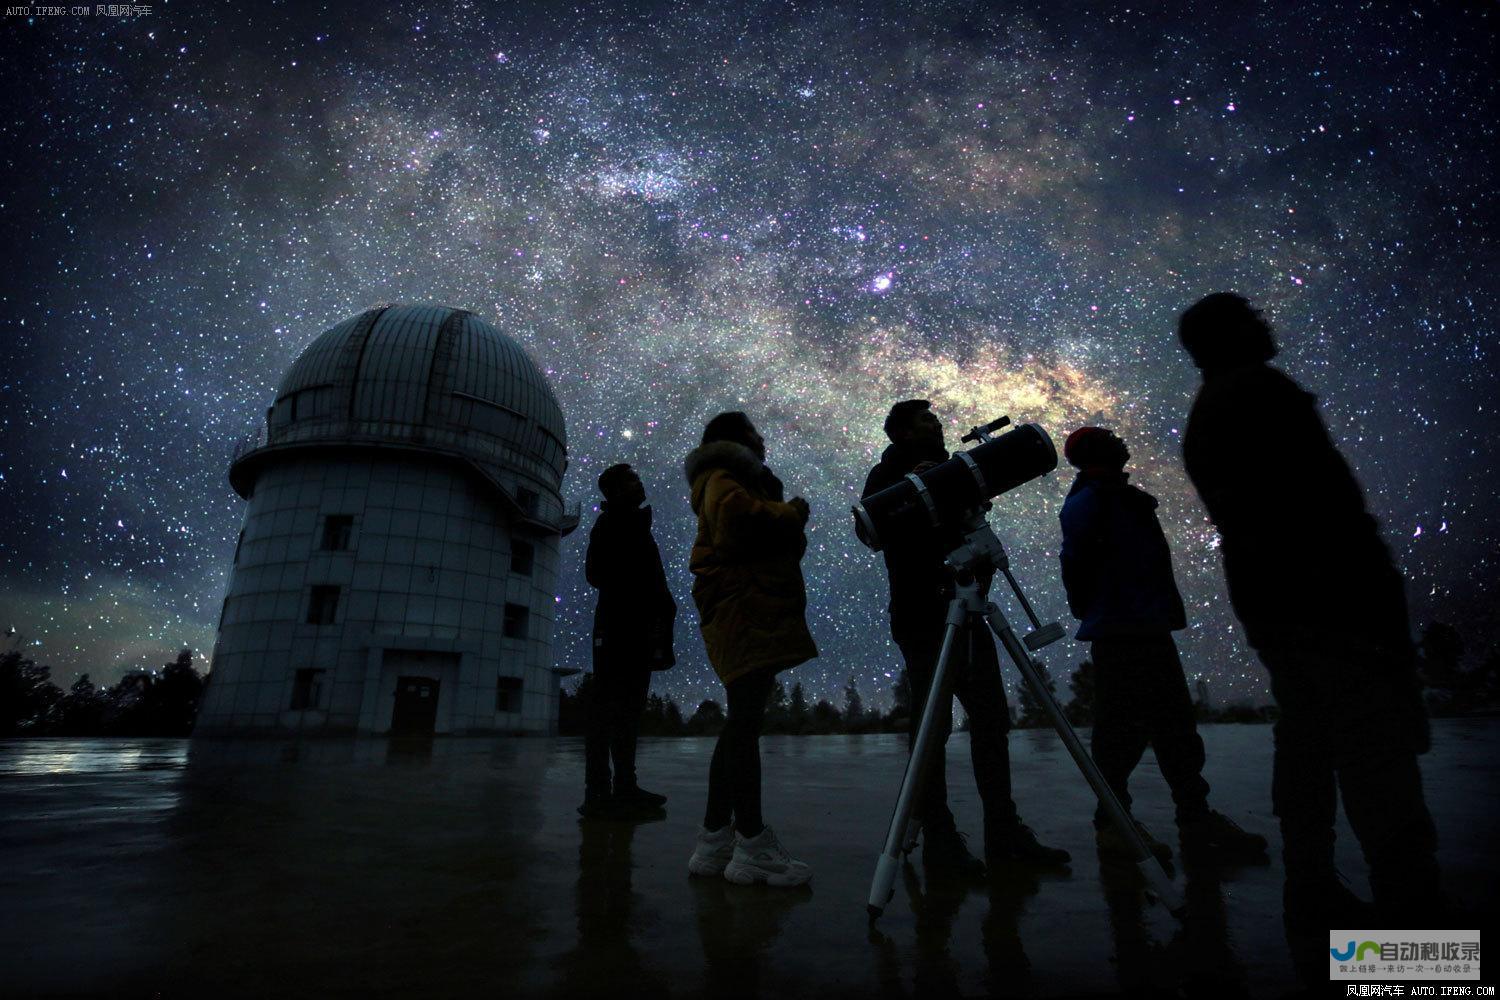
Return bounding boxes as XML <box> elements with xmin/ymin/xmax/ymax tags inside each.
<box><xmin>685</xmin><ymin>441</ymin><xmax>788</xmax><ymax>516</ymax></box>
<box><xmin>683</xmin><ymin>440</ymin><xmax>763</xmax><ymax>490</ymax></box>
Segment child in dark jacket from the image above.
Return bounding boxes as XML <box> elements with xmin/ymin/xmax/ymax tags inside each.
<box><xmin>1059</xmin><ymin>426</ymin><xmax>1266</xmax><ymax>863</ymax></box>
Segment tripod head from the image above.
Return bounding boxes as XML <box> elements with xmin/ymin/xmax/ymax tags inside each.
<box><xmin>943</xmin><ymin>506</ymin><xmax>1066</xmax><ymax>652</ymax></box>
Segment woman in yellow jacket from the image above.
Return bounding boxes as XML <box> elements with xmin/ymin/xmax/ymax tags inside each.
<box><xmin>683</xmin><ymin>411</ymin><xmax>818</xmax><ymax>887</ymax></box>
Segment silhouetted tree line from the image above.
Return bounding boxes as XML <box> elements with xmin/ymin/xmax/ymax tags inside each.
<box><xmin>5</xmin><ymin>620</ymin><xmax>1489</xmax><ymax>740</ymax></box>
<box><xmin>1417</xmin><ymin>622</ymin><xmax>1500</xmax><ymax>717</ymax></box>
<box><xmin>564</xmin><ymin>621</ymin><xmax>1500</xmax><ymax>739</ymax></box>
<box><xmin>1055</xmin><ymin>657</ymin><xmax>1279</xmax><ymax>727</ymax></box>
<box><xmin>0</xmin><ymin>647</ymin><xmax>205</xmax><ymax>737</ymax></box>
<box><xmin>557</xmin><ymin>655</ymin><xmax>1292</xmax><ymax>738</ymax></box>
<box><xmin>560</xmin><ymin>670</ymin><xmax>922</xmax><ymax>737</ymax></box>
<box><xmin>1049</xmin><ymin>620</ymin><xmax>1500</xmax><ymax>728</ymax></box>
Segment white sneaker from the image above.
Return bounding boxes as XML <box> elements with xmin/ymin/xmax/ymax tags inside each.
<box><xmin>687</xmin><ymin>824</ymin><xmax>736</xmax><ymax>877</ymax></box>
<box><xmin>723</xmin><ymin>825</ymin><xmax>812</xmax><ymax>887</ymax></box>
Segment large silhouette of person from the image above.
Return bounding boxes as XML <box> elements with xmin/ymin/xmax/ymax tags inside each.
<box><xmin>863</xmin><ymin>399</ymin><xmax>1070</xmax><ymax>877</ymax></box>
<box><xmin>1177</xmin><ymin>292</ymin><xmax>1442</xmax><ymax>981</ymax></box>
<box><xmin>579</xmin><ymin>463</ymin><xmax>677</xmax><ymax>818</ymax></box>
<box><xmin>1058</xmin><ymin>426</ymin><xmax>1266</xmax><ymax>864</ymax></box>
<box><xmin>683</xmin><ymin>412</ymin><xmax>816</xmax><ymax>887</ymax></box>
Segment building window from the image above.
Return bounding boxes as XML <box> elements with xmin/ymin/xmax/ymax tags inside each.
<box><xmin>510</xmin><ymin>540</ymin><xmax>535</xmax><ymax>577</ymax></box>
<box><xmin>321</xmin><ymin>514</ymin><xmax>354</xmax><ymax>551</ymax></box>
<box><xmin>503</xmin><ymin>602</ymin><xmax>528</xmax><ymax>639</ymax></box>
<box><xmin>496</xmin><ymin>676</ymin><xmax>523</xmax><ymax>713</ymax></box>
<box><xmin>233</xmin><ymin>529</ymin><xmax>245</xmax><ymax>564</ymax></box>
<box><xmin>453</xmin><ymin>392</ymin><xmax>523</xmax><ymax>438</ymax></box>
<box><xmin>516</xmin><ymin>486</ymin><xmax>539</xmax><ymax>517</ymax></box>
<box><xmin>282</xmin><ymin>384</ymin><xmax>335</xmax><ymax>424</ymax></box>
<box><xmin>307</xmin><ymin>585</ymin><xmax>340</xmax><ymax>625</ymax></box>
<box><xmin>290</xmin><ymin>668</ymin><xmax>325</xmax><ymax>710</ymax></box>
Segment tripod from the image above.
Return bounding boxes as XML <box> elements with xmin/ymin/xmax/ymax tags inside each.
<box><xmin>866</xmin><ymin>510</ymin><xmax>1184</xmax><ymax>919</ymax></box>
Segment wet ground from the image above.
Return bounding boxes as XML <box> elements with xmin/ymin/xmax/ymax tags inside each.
<box><xmin>1</xmin><ymin>720</ymin><xmax>1496</xmax><ymax>998</ymax></box>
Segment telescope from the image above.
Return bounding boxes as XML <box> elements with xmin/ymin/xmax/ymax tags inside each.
<box><xmin>853</xmin><ymin>418</ymin><xmax>1058</xmax><ymax>551</ymax></box>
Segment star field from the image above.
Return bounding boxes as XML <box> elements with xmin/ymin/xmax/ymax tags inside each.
<box><xmin>1</xmin><ymin>1</ymin><xmax>1497</xmax><ymax>711</ymax></box>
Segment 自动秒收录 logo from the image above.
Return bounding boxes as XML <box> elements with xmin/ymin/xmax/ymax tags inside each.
<box><xmin>1328</xmin><ymin>930</ymin><xmax>1480</xmax><ymax>981</ymax></box>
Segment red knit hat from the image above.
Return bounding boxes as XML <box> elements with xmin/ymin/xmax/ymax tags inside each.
<box><xmin>1064</xmin><ymin>426</ymin><xmax>1116</xmax><ymax>469</ymax></box>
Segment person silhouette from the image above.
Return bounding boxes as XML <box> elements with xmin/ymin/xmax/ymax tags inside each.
<box><xmin>683</xmin><ymin>412</ymin><xmax>817</xmax><ymax>887</ymax></box>
<box><xmin>1177</xmin><ymin>292</ymin><xmax>1442</xmax><ymax>982</ymax></box>
<box><xmin>579</xmin><ymin>463</ymin><xmax>677</xmax><ymax>818</ymax></box>
<box><xmin>1058</xmin><ymin>426</ymin><xmax>1266</xmax><ymax>864</ymax></box>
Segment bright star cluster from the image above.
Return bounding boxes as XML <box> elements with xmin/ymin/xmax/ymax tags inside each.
<box><xmin>1</xmin><ymin>2</ymin><xmax>1496</xmax><ymax>711</ymax></box>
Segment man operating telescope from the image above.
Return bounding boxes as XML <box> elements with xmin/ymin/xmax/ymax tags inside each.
<box><xmin>862</xmin><ymin>399</ymin><xmax>1071</xmax><ymax>877</ymax></box>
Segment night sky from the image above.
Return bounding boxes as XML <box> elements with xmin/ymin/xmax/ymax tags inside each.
<box><xmin>2</xmin><ymin>1</ymin><xmax>1496</xmax><ymax>712</ymax></box>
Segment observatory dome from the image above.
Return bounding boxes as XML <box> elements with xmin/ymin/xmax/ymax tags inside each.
<box><xmin>231</xmin><ymin>304</ymin><xmax>573</xmax><ymax>532</ymax></box>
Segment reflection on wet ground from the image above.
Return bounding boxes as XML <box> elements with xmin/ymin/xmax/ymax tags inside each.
<box><xmin>1</xmin><ymin>721</ymin><xmax>1495</xmax><ymax>997</ymax></box>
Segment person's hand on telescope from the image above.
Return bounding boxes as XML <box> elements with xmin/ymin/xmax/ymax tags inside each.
<box><xmin>789</xmin><ymin>496</ymin><xmax>810</xmax><ymax>525</ymax></box>
<box><xmin>912</xmin><ymin>461</ymin><xmax>939</xmax><ymax>474</ymax></box>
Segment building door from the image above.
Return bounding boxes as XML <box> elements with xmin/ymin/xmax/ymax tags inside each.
<box><xmin>391</xmin><ymin>676</ymin><xmax>440</xmax><ymax>735</ymax></box>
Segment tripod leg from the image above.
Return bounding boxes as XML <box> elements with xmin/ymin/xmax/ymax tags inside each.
<box><xmin>894</xmin><ymin>626</ymin><xmax>966</xmax><ymax>851</ymax></box>
<box><xmin>982</xmin><ymin>607</ymin><xmax>1185</xmax><ymax>918</ymax></box>
<box><xmin>900</xmin><ymin>627</ymin><xmax>963</xmax><ymax>856</ymax></box>
<box><xmin>868</xmin><ymin>599</ymin><xmax>965</xmax><ymax>918</ymax></box>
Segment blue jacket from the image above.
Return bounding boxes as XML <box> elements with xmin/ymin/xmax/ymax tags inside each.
<box><xmin>1059</xmin><ymin>472</ymin><xmax>1187</xmax><ymax>641</ymax></box>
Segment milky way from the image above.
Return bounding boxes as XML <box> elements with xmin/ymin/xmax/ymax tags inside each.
<box><xmin>2</xmin><ymin>1</ymin><xmax>1497</xmax><ymax>711</ymax></box>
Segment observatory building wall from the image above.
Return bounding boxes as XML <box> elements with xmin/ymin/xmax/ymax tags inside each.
<box><xmin>202</xmin><ymin>455</ymin><xmax>559</xmax><ymax>734</ymax></box>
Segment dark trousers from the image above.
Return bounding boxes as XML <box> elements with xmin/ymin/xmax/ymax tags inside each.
<box><xmin>897</xmin><ymin>618</ymin><xmax>1018</xmax><ymax>834</ymax></box>
<box><xmin>1089</xmin><ymin>634</ymin><xmax>1211</xmax><ymax>828</ymax></box>
<box><xmin>704</xmin><ymin>668</ymin><xmax>775</xmax><ymax>837</ymax></box>
<box><xmin>584</xmin><ymin>668</ymin><xmax>651</xmax><ymax>794</ymax></box>
<box><xmin>1256</xmin><ymin>637</ymin><xmax>1440</xmax><ymax>913</ymax></box>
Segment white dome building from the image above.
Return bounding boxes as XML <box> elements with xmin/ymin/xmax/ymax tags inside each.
<box><xmin>197</xmin><ymin>305</ymin><xmax>579</xmax><ymax>735</ymax></box>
